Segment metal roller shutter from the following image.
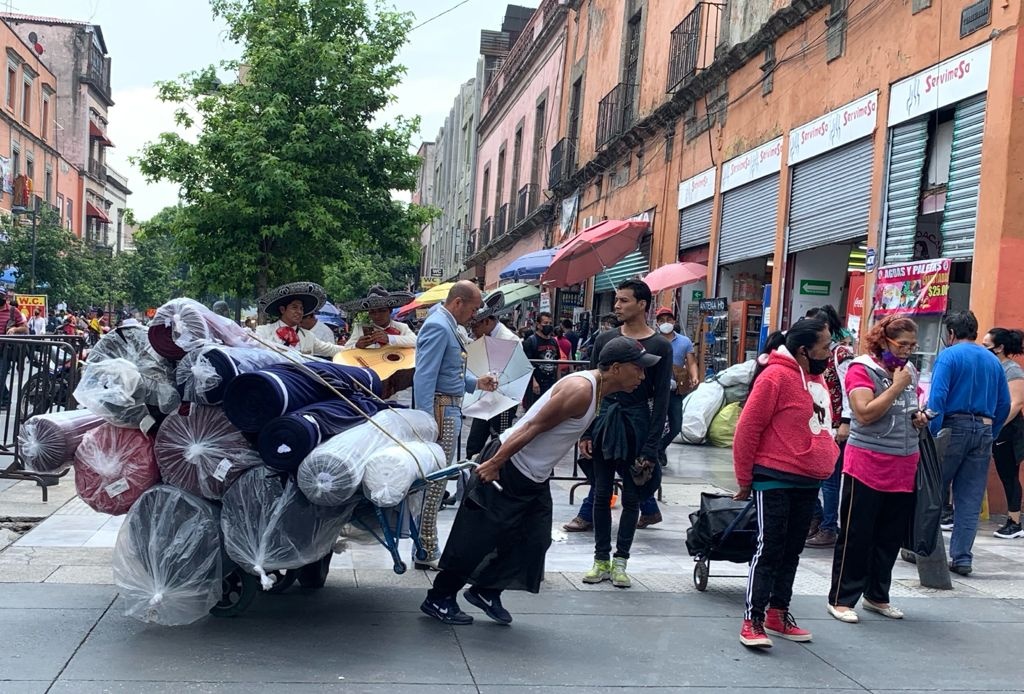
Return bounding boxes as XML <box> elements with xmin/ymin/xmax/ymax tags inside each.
<box><xmin>594</xmin><ymin>234</ymin><xmax>652</xmax><ymax>293</ymax></box>
<box><xmin>678</xmin><ymin>198</ymin><xmax>713</xmax><ymax>250</ymax></box>
<box><xmin>882</xmin><ymin>118</ymin><xmax>929</xmax><ymax>264</ymax></box>
<box><xmin>717</xmin><ymin>174</ymin><xmax>779</xmax><ymax>265</ymax></box>
<box><xmin>940</xmin><ymin>94</ymin><xmax>986</xmax><ymax>260</ymax></box>
<box><xmin>787</xmin><ymin>137</ymin><xmax>874</xmax><ymax>254</ymax></box>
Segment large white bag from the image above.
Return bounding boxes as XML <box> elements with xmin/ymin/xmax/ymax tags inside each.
<box><xmin>677</xmin><ymin>381</ymin><xmax>726</xmax><ymax>444</ymax></box>
<box><xmin>361</xmin><ymin>441</ymin><xmax>445</xmax><ymax>508</ymax></box>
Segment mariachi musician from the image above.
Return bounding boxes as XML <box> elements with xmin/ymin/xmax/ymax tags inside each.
<box><xmin>341</xmin><ymin>285</ymin><xmax>416</xmax><ymax>350</ymax></box>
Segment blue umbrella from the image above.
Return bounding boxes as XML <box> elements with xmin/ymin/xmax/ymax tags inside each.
<box><xmin>319</xmin><ymin>301</ymin><xmax>340</xmax><ymax>316</ymax></box>
<box><xmin>499</xmin><ymin>247</ymin><xmax>557</xmax><ymax>281</ymax></box>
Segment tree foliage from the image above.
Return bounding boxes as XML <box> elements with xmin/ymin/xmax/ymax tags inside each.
<box><xmin>137</xmin><ymin>0</ymin><xmax>431</xmax><ymax>299</ymax></box>
<box><xmin>117</xmin><ymin>206</ymin><xmax>189</xmax><ymax>309</ymax></box>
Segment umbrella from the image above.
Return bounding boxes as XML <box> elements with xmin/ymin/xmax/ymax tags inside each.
<box><xmin>395</xmin><ymin>282</ymin><xmax>455</xmax><ymax>319</ymax></box>
<box><xmin>319</xmin><ymin>301</ymin><xmax>340</xmax><ymax>316</ymax></box>
<box><xmin>462</xmin><ymin>336</ymin><xmax>533</xmax><ymax>420</ymax></box>
<box><xmin>543</xmin><ymin>219</ymin><xmax>649</xmax><ymax>288</ymax></box>
<box><xmin>488</xmin><ymin>283</ymin><xmax>540</xmax><ymax>313</ymax></box>
<box><xmin>499</xmin><ymin>248</ymin><xmax>557</xmax><ymax>281</ymax></box>
<box><xmin>642</xmin><ymin>262</ymin><xmax>708</xmax><ymax>293</ymax></box>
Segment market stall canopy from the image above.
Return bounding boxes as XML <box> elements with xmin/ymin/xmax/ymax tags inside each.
<box><xmin>642</xmin><ymin>262</ymin><xmax>708</xmax><ymax>293</ymax></box>
<box><xmin>543</xmin><ymin>219</ymin><xmax>649</xmax><ymax>288</ymax></box>
<box><xmin>499</xmin><ymin>247</ymin><xmax>557</xmax><ymax>281</ymax></box>
<box><xmin>395</xmin><ymin>282</ymin><xmax>455</xmax><ymax>319</ymax></box>
<box><xmin>487</xmin><ymin>283</ymin><xmax>540</xmax><ymax>314</ymax></box>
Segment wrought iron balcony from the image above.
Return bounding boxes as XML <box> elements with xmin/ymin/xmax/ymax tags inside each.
<box><xmin>495</xmin><ymin>203</ymin><xmax>509</xmax><ymax>238</ymax></box>
<box><xmin>548</xmin><ymin>137</ymin><xmax>577</xmax><ymax>189</ymax></box>
<box><xmin>595</xmin><ymin>82</ymin><xmax>636</xmax><ymax>150</ymax></box>
<box><xmin>465</xmin><ymin>229</ymin><xmax>478</xmax><ymax>258</ymax></box>
<box><xmin>666</xmin><ymin>2</ymin><xmax>723</xmax><ymax>93</ymax></box>
<box><xmin>480</xmin><ymin>216</ymin><xmax>492</xmax><ymax>248</ymax></box>
<box><xmin>516</xmin><ymin>184</ymin><xmax>539</xmax><ymax>224</ymax></box>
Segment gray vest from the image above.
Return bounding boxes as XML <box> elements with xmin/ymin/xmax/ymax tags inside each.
<box><xmin>847</xmin><ymin>359</ymin><xmax>920</xmax><ymax>457</ymax></box>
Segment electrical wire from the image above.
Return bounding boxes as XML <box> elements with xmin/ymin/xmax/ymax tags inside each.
<box><xmin>410</xmin><ymin>0</ymin><xmax>475</xmax><ymax>32</ymax></box>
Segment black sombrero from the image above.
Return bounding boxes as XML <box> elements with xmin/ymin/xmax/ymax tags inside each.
<box><xmin>345</xmin><ymin>285</ymin><xmax>414</xmax><ymax>311</ymax></box>
<box><xmin>473</xmin><ymin>291</ymin><xmax>506</xmax><ymax>322</ymax></box>
<box><xmin>258</xmin><ymin>282</ymin><xmax>327</xmax><ymax>319</ymax></box>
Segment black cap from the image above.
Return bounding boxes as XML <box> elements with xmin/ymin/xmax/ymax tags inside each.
<box><xmin>598</xmin><ymin>336</ymin><xmax>661</xmax><ymax>368</ymax></box>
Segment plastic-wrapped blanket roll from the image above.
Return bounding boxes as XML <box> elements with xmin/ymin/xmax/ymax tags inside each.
<box><xmin>87</xmin><ymin>326</ymin><xmax>180</xmax><ymax>416</ymax></box>
<box><xmin>112</xmin><ymin>485</ymin><xmax>222</xmax><ymax>626</ymax></box>
<box><xmin>148</xmin><ymin>297</ymin><xmax>256</xmax><ymax>361</ymax></box>
<box><xmin>18</xmin><ymin>409</ymin><xmax>104</xmax><ymax>473</ymax></box>
<box><xmin>176</xmin><ymin>345</ymin><xmax>293</xmax><ymax>405</ymax></box>
<box><xmin>223</xmin><ymin>362</ymin><xmax>382</xmax><ymax>433</ymax></box>
<box><xmin>677</xmin><ymin>381</ymin><xmax>726</xmax><ymax>444</ymax></box>
<box><xmin>297</xmin><ymin>409</ymin><xmax>435</xmax><ymax>505</ymax></box>
<box><xmin>154</xmin><ymin>405</ymin><xmax>262</xmax><ymax>500</ymax></box>
<box><xmin>73</xmin><ymin>359</ymin><xmax>151</xmax><ymax>429</ymax></box>
<box><xmin>257</xmin><ymin>395</ymin><xmax>389</xmax><ymax>474</ymax></box>
<box><xmin>74</xmin><ymin>424</ymin><xmax>161</xmax><ymax>515</ymax></box>
<box><xmin>221</xmin><ymin>468</ymin><xmax>356</xmax><ymax>590</ymax></box>
<box><xmin>362</xmin><ymin>441</ymin><xmax>445</xmax><ymax>508</ymax></box>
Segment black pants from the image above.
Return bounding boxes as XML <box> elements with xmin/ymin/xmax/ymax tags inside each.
<box><xmin>829</xmin><ymin>474</ymin><xmax>915</xmax><ymax>608</ymax></box>
<box><xmin>523</xmin><ymin>378</ymin><xmax>555</xmax><ymax>412</ymax></box>
<box><xmin>590</xmin><ymin>449</ymin><xmax>642</xmax><ymax>561</ymax></box>
<box><xmin>993</xmin><ymin>429</ymin><xmax>1023</xmax><ymax>514</ymax></box>
<box><xmin>465</xmin><ymin>406</ymin><xmax>517</xmax><ymax>460</ymax></box>
<box><xmin>744</xmin><ymin>487</ymin><xmax>818</xmax><ymax>622</ymax></box>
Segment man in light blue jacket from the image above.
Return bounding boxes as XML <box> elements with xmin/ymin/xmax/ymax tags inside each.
<box><xmin>414</xmin><ymin>280</ymin><xmax>498</xmax><ymax>569</ymax></box>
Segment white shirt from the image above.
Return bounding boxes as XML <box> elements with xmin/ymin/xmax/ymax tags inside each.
<box><xmin>340</xmin><ymin>319</ymin><xmax>416</xmax><ymax>350</ymax></box>
<box><xmin>29</xmin><ymin>317</ymin><xmax>47</xmax><ymax>335</ymax></box>
<box><xmin>308</xmin><ymin>319</ymin><xmax>337</xmax><ymax>344</ymax></box>
<box><xmin>255</xmin><ymin>320</ymin><xmax>342</xmax><ymax>358</ymax></box>
<box><xmin>490</xmin><ymin>321</ymin><xmax>520</xmax><ymax>342</ymax></box>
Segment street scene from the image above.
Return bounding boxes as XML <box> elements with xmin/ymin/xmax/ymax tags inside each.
<box><xmin>0</xmin><ymin>0</ymin><xmax>1022</xmax><ymax>692</ymax></box>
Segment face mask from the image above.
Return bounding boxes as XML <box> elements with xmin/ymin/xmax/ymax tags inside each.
<box><xmin>658</xmin><ymin>322</ymin><xmax>674</xmax><ymax>335</ymax></box>
<box><xmin>880</xmin><ymin>349</ymin><xmax>908</xmax><ymax>370</ymax></box>
<box><xmin>804</xmin><ymin>350</ymin><xmax>829</xmax><ymax>375</ymax></box>
<box><xmin>540</xmin><ymin>324</ymin><xmax>553</xmax><ymax>336</ymax></box>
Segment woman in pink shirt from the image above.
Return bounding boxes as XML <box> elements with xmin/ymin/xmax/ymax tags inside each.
<box><xmin>828</xmin><ymin>315</ymin><xmax>928</xmax><ymax>623</ymax></box>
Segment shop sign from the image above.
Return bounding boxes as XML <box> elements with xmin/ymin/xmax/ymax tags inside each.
<box><xmin>872</xmin><ymin>258</ymin><xmax>951</xmax><ymax>317</ymax></box>
<box><xmin>677</xmin><ymin>167</ymin><xmax>716</xmax><ymax>209</ymax></box>
<box><xmin>864</xmin><ymin>247</ymin><xmax>877</xmax><ymax>272</ymax></box>
<box><xmin>429</xmin><ymin>267</ymin><xmax>444</xmax><ymax>278</ymax></box>
<box><xmin>788</xmin><ymin>91</ymin><xmax>879</xmax><ymax>166</ymax></box>
<box><xmin>888</xmin><ymin>42</ymin><xmax>991</xmax><ymax>126</ymax></box>
<box><xmin>846</xmin><ymin>272</ymin><xmax>866</xmax><ymax>341</ymax></box>
<box><xmin>799</xmin><ymin>280</ymin><xmax>832</xmax><ymax>296</ymax></box>
<box><xmin>421</xmin><ymin>277</ymin><xmax>439</xmax><ymax>289</ymax></box>
<box><xmin>698</xmin><ymin>297</ymin><xmax>728</xmax><ymax>312</ymax></box>
<box><xmin>539</xmin><ymin>290</ymin><xmax>551</xmax><ymax>313</ymax></box>
<box><xmin>15</xmin><ymin>294</ymin><xmax>46</xmax><ymax>320</ymax></box>
<box><xmin>691</xmin><ymin>289</ymin><xmax>704</xmax><ymax>301</ymax></box>
<box><xmin>720</xmin><ymin>137</ymin><xmax>784</xmax><ymax>192</ymax></box>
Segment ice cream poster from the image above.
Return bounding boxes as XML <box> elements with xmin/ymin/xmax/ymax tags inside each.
<box><xmin>872</xmin><ymin>258</ymin><xmax>951</xmax><ymax>317</ymax></box>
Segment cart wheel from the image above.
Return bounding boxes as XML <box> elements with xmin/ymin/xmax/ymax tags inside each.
<box><xmin>210</xmin><ymin>568</ymin><xmax>258</xmax><ymax>617</ymax></box>
<box><xmin>297</xmin><ymin>553</ymin><xmax>332</xmax><ymax>589</ymax></box>
<box><xmin>393</xmin><ymin>560</ymin><xmax>407</xmax><ymax>575</ymax></box>
<box><xmin>265</xmin><ymin>569</ymin><xmax>298</xmax><ymax>594</ymax></box>
<box><xmin>414</xmin><ymin>547</ymin><xmax>428</xmax><ymax>561</ymax></box>
<box><xmin>693</xmin><ymin>560</ymin><xmax>710</xmax><ymax>592</ymax></box>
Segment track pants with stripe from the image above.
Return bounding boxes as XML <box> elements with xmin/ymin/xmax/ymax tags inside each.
<box><xmin>744</xmin><ymin>487</ymin><xmax>818</xmax><ymax>622</ymax></box>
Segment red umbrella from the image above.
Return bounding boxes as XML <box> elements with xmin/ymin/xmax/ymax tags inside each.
<box><xmin>642</xmin><ymin>262</ymin><xmax>708</xmax><ymax>293</ymax></box>
<box><xmin>543</xmin><ymin>219</ymin><xmax>650</xmax><ymax>288</ymax></box>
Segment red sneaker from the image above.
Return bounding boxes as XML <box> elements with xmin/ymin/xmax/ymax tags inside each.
<box><xmin>739</xmin><ymin>619</ymin><xmax>773</xmax><ymax>648</ymax></box>
<box><xmin>764</xmin><ymin>608</ymin><xmax>813</xmax><ymax>642</ymax></box>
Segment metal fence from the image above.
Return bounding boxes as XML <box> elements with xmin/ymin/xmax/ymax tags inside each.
<box><xmin>0</xmin><ymin>334</ymin><xmax>88</xmax><ymax>500</ymax></box>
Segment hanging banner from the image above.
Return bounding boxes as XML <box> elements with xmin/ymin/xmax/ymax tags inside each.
<box><xmin>872</xmin><ymin>258</ymin><xmax>951</xmax><ymax>317</ymax></box>
<box><xmin>0</xmin><ymin>156</ymin><xmax>10</xmax><ymax>194</ymax></box>
<box><xmin>845</xmin><ymin>271</ymin><xmax>866</xmax><ymax>341</ymax></box>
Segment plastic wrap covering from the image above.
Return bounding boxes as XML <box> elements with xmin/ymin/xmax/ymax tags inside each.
<box><xmin>112</xmin><ymin>485</ymin><xmax>222</xmax><ymax>626</ymax></box>
<box><xmin>714</xmin><ymin>360</ymin><xmax>756</xmax><ymax>404</ymax></box>
<box><xmin>149</xmin><ymin>297</ymin><xmax>256</xmax><ymax>361</ymax></box>
<box><xmin>87</xmin><ymin>327</ymin><xmax>180</xmax><ymax>416</ymax></box>
<box><xmin>74</xmin><ymin>424</ymin><xmax>161</xmax><ymax>515</ymax></box>
<box><xmin>17</xmin><ymin>409</ymin><xmax>104</xmax><ymax>473</ymax></box>
<box><xmin>154</xmin><ymin>405</ymin><xmax>262</xmax><ymax>500</ymax></box>
<box><xmin>362</xmin><ymin>441</ymin><xmax>444</xmax><ymax>507</ymax></box>
<box><xmin>677</xmin><ymin>381</ymin><xmax>726</xmax><ymax>444</ymax></box>
<box><xmin>222</xmin><ymin>362</ymin><xmax>382</xmax><ymax>433</ymax></box>
<box><xmin>221</xmin><ymin>468</ymin><xmax>355</xmax><ymax>589</ymax></box>
<box><xmin>73</xmin><ymin>359</ymin><xmax>150</xmax><ymax>429</ymax></box>
<box><xmin>176</xmin><ymin>345</ymin><xmax>292</xmax><ymax>405</ymax></box>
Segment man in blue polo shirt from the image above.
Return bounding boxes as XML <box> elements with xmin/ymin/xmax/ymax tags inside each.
<box><xmin>928</xmin><ymin>310</ymin><xmax>1010</xmax><ymax>576</ymax></box>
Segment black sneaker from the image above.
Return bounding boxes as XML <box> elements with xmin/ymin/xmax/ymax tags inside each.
<box><xmin>463</xmin><ymin>588</ymin><xmax>513</xmax><ymax>625</ymax></box>
<box><xmin>940</xmin><ymin>512</ymin><xmax>954</xmax><ymax>531</ymax></box>
<box><xmin>994</xmin><ymin>519</ymin><xmax>1024</xmax><ymax>539</ymax></box>
<box><xmin>420</xmin><ymin>595</ymin><xmax>474</xmax><ymax>625</ymax></box>
<box><xmin>949</xmin><ymin>562</ymin><xmax>973</xmax><ymax>576</ymax></box>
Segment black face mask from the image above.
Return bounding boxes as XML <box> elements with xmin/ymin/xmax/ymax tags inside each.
<box><xmin>540</xmin><ymin>324</ymin><xmax>553</xmax><ymax>336</ymax></box>
<box><xmin>805</xmin><ymin>350</ymin><xmax>829</xmax><ymax>375</ymax></box>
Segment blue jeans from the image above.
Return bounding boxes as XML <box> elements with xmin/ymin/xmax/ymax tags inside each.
<box><xmin>941</xmin><ymin>419</ymin><xmax>994</xmax><ymax>568</ymax></box>
<box><xmin>812</xmin><ymin>443</ymin><xmax>845</xmax><ymax>533</ymax></box>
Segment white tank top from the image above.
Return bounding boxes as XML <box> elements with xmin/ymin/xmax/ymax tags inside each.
<box><xmin>502</xmin><ymin>371</ymin><xmax>600</xmax><ymax>483</ymax></box>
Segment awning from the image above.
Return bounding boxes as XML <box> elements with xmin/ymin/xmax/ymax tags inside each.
<box><xmin>88</xmin><ymin>121</ymin><xmax>114</xmax><ymax>147</ymax></box>
<box><xmin>85</xmin><ymin>201</ymin><xmax>111</xmax><ymax>223</ymax></box>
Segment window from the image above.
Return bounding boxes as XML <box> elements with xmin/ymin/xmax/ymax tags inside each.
<box><xmin>41</xmin><ymin>95</ymin><xmax>49</xmax><ymax>141</ymax></box>
<box><xmin>826</xmin><ymin>0</ymin><xmax>848</xmax><ymax>62</ymax></box>
<box><xmin>12</xmin><ymin>147</ymin><xmax>20</xmax><ymax>177</ymax></box>
<box><xmin>530</xmin><ymin>99</ymin><xmax>546</xmax><ymax>188</ymax></box>
<box><xmin>21</xmin><ymin>77</ymin><xmax>30</xmax><ymax>124</ymax></box>
<box><xmin>5</xmin><ymin>65</ymin><xmax>14</xmax><ymax>109</ymax></box>
<box><xmin>479</xmin><ymin>165</ymin><xmax>490</xmax><ymax>227</ymax></box>
<box><xmin>762</xmin><ymin>43</ymin><xmax>776</xmax><ymax>96</ymax></box>
<box><xmin>622</xmin><ymin>11</ymin><xmax>643</xmax><ymax>127</ymax></box>
<box><xmin>56</xmin><ymin>193</ymin><xmax>64</xmax><ymax>224</ymax></box>
<box><xmin>66</xmin><ymin>198</ymin><xmax>73</xmax><ymax>232</ymax></box>
<box><xmin>44</xmin><ymin>168</ymin><xmax>52</xmax><ymax>203</ymax></box>
<box><xmin>25</xmin><ymin>156</ymin><xmax>33</xmax><ymax>184</ymax></box>
<box><xmin>509</xmin><ymin>126</ymin><xmax>523</xmax><ymax>225</ymax></box>
<box><xmin>567</xmin><ymin>77</ymin><xmax>583</xmax><ymax>167</ymax></box>
<box><xmin>495</xmin><ymin>144</ymin><xmax>507</xmax><ymax>210</ymax></box>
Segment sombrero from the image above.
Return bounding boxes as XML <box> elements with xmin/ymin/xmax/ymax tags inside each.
<box><xmin>258</xmin><ymin>282</ymin><xmax>327</xmax><ymax>319</ymax></box>
<box><xmin>345</xmin><ymin>285</ymin><xmax>413</xmax><ymax>311</ymax></box>
<box><xmin>473</xmin><ymin>291</ymin><xmax>506</xmax><ymax>322</ymax></box>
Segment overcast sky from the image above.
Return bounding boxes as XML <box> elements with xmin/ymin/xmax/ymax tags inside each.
<box><xmin>15</xmin><ymin>0</ymin><xmax>535</xmax><ymax>220</ymax></box>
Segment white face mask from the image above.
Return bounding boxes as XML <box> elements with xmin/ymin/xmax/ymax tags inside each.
<box><xmin>658</xmin><ymin>322</ymin><xmax>675</xmax><ymax>335</ymax></box>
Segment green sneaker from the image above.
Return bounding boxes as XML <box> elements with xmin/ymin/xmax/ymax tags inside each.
<box><xmin>611</xmin><ymin>557</ymin><xmax>631</xmax><ymax>588</ymax></box>
<box><xmin>582</xmin><ymin>559</ymin><xmax>612</xmax><ymax>584</ymax></box>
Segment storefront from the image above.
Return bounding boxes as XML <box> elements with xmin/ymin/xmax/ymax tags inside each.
<box><xmin>783</xmin><ymin>91</ymin><xmax>878</xmax><ymax>326</ymax></box>
<box><xmin>676</xmin><ymin>169</ymin><xmax>715</xmax><ymax>334</ymax></box>
<box><xmin>592</xmin><ymin>208</ymin><xmax>655</xmax><ymax>316</ymax></box>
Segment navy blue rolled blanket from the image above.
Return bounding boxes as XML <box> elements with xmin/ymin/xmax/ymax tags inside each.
<box><xmin>222</xmin><ymin>362</ymin><xmax>381</xmax><ymax>433</ymax></box>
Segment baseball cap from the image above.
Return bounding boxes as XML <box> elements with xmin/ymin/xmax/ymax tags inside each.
<box><xmin>598</xmin><ymin>336</ymin><xmax>661</xmax><ymax>368</ymax></box>
<box><xmin>655</xmin><ymin>307</ymin><xmax>675</xmax><ymax>319</ymax></box>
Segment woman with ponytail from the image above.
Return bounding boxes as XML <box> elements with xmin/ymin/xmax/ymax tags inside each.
<box><xmin>982</xmin><ymin>327</ymin><xmax>1024</xmax><ymax>539</ymax></box>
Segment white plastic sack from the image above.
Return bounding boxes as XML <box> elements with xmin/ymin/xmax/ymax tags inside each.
<box><xmin>73</xmin><ymin>359</ymin><xmax>149</xmax><ymax>428</ymax></box>
<box><xmin>715</xmin><ymin>360</ymin><xmax>756</xmax><ymax>387</ymax></box>
<box><xmin>362</xmin><ymin>441</ymin><xmax>445</xmax><ymax>508</ymax></box>
<box><xmin>112</xmin><ymin>485</ymin><xmax>222</xmax><ymax>626</ymax></box>
<box><xmin>18</xmin><ymin>409</ymin><xmax>103</xmax><ymax>473</ymax></box>
<box><xmin>221</xmin><ymin>468</ymin><xmax>354</xmax><ymax>590</ymax></box>
<box><xmin>153</xmin><ymin>298</ymin><xmax>256</xmax><ymax>354</ymax></box>
<box><xmin>677</xmin><ymin>381</ymin><xmax>726</xmax><ymax>444</ymax></box>
<box><xmin>296</xmin><ymin>408</ymin><xmax>438</xmax><ymax>506</ymax></box>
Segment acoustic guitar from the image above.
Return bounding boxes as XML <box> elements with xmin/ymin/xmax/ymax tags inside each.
<box><xmin>333</xmin><ymin>346</ymin><xmax>416</xmax><ymax>382</ymax></box>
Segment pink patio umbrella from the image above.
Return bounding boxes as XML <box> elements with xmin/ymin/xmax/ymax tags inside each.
<box><xmin>543</xmin><ymin>219</ymin><xmax>650</xmax><ymax>288</ymax></box>
<box><xmin>642</xmin><ymin>262</ymin><xmax>708</xmax><ymax>293</ymax></box>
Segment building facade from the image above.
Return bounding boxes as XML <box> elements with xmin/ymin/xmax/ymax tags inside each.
<box><xmin>104</xmin><ymin>164</ymin><xmax>135</xmax><ymax>253</ymax></box>
<box><xmin>413</xmin><ymin>141</ymin><xmax>436</xmax><ymax>284</ymax></box>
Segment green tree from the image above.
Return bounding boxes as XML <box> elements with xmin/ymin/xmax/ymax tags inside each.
<box><xmin>118</xmin><ymin>206</ymin><xmax>189</xmax><ymax>309</ymax></box>
<box><xmin>137</xmin><ymin>0</ymin><xmax>431</xmax><ymax>298</ymax></box>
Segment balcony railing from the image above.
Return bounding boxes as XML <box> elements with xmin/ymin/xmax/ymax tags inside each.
<box><xmin>87</xmin><ymin>160</ymin><xmax>106</xmax><ymax>178</ymax></box>
<box><xmin>666</xmin><ymin>2</ymin><xmax>723</xmax><ymax>93</ymax></box>
<box><xmin>495</xmin><ymin>203</ymin><xmax>509</xmax><ymax>239</ymax></box>
<box><xmin>480</xmin><ymin>216</ymin><xmax>493</xmax><ymax>248</ymax></box>
<box><xmin>596</xmin><ymin>83</ymin><xmax>636</xmax><ymax>150</ymax></box>
<box><xmin>548</xmin><ymin>137</ymin><xmax>577</xmax><ymax>189</ymax></box>
<box><xmin>516</xmin><ymin>184</ymin><xmax>539</xmax><ymax>224</ymax></box>
<box><xmin>465</xmin><ymin>229</ymin><xmax>478</xmax><ymax>258</ymax></box>
<box><xmin>83</xmin><ymin>47</ymin><xmax>112</xmax><ymax>101</ymax></box>
<box><xmin>481</xmin><ymin>0</ymin><xmax>564</xmax><ymax>112</ymax></box>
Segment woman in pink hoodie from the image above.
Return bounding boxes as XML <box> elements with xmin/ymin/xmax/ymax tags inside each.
<box><xmin>733</xmin><ymin>318</ymin><xmax>839</xmax><ymax>649</ymax></box>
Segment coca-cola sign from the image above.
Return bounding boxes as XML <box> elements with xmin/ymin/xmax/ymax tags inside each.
<box><xmin>677</xmin><ymin>166</ymin><xmax>716</xmax><ymax>209</ymax></box>
<box><xmin>720</xmin><ymin>137</ymin><xmax>783</xmax><ymax>192</ymax></box>
<box><xmin>788</xmin><ymin>91</ymin><xmax>879</xmax><ymax>166</ymax></box>
<box><xmin>888</xmin><ymin>42</ymin><xmax>991</xmax><ymax>126</ymax></box>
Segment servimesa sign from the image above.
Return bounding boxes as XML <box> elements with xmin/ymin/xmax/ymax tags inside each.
<box><xmin>888</xmin><ymin>42</ymin><xmax>991</xmax><ymax>126</ymax></box>
<box><xmin>720</xmin><ymin>137</ymin><xmax>783</xmax><ymax>192</ymax></box>
<box><xmin>788</xmin><ymin>91</ymin><xmax>879</xmax><ymax>166</ymax></box>
<box><xmin>677</xmin><ymin>167</ymin><xmax>716</xmax><ymax>209</ymax></box>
